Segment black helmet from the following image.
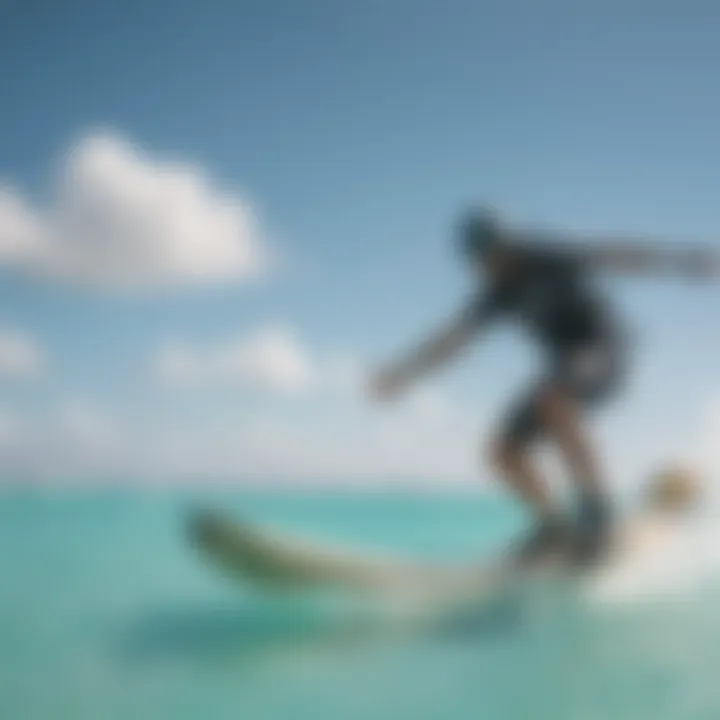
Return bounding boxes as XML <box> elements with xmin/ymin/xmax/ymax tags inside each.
<box><xmin>456</xmin><ymin>206</ymin><xmax>504</xmax><ymax>259</ymax></box>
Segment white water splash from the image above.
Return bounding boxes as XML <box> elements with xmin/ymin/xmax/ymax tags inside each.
<box><xmin>586</xmin><ymin>512</ymin><xmax>720</xmax><ymax>606</ymax></box>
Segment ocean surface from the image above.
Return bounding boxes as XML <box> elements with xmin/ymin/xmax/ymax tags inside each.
<box><xmin>1</xmin><ymin>486</ymin><xmax>719</xmax><ymax>720</ymax></box>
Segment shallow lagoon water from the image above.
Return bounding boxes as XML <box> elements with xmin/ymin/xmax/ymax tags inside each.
<box><xmin>1</xmin><ymin>487</ymin><xmax>718</xmax><ymax>720</ymax></box>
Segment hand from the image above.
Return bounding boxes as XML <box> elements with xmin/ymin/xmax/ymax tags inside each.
<box><xmin>368</xmin><ymin>366</ymin><xmax>409</xmax><ymax>401</ymax></box>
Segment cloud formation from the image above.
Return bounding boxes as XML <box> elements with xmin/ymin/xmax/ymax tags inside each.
<box><xmin>154</xmin><ymin>325</ymin><xmax>314</xmax><ymax>394</ymax></box>
<box><xmin>0</xmin><ymin>131</ymin><xmax>266</xmax><ymax>287</ymax></box>
<box><xmin>126</xmin><ymin>386</ymin><xmax>478</xmax><ymax>483</ymax></box>
<box><xmin>0</xmin><ymin>347</ymin><xmax>481</xmax><ymax>484</ymax></box>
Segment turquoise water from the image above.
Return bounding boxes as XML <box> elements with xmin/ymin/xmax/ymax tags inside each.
<box><xmin>1</xmin><ymin>488</ymin><xmax>719</xmax><ymax>720</ymax></box>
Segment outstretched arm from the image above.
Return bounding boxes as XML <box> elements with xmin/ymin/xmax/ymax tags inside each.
<box><xmin>576</xmin><ymin>237</ymin><xmax>720</xmax><ymax>279</ymax></box>
<box><xmin>369</xmin><ymin>310</ymin><xmax>481</xmax><ymax>400</ymax></box>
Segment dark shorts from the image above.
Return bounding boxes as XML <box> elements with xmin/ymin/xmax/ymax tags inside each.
<box><xmin>501</xmin><ymin>337</ymin><xmax>625</xmax><ymax>445</ymax></box>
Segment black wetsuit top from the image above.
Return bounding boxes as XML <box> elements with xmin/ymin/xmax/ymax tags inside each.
<box><xmin>466</xmin><ymin>243</ymin><xmax>617</xmax><ymax>355</ymax></box>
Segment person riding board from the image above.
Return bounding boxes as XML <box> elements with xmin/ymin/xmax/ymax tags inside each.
<box><xmin>369</xmin><ymin>208</ymin><xmax>718</xmax><ymax>567</ymax></box>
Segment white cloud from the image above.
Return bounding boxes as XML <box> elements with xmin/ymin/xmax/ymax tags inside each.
<box><xmin>0</xmin><ymin>329</ymin><xmax>43</xmax><ymax>379</ymax></box>
<box><xmin>136</xmin><ymin>366</ymin><xmax>481</xmax><ymax>482</ymax></box>
<box><xmin>0</xmin><ymin>189</ymin><xmax>47</xmax><ymax>266</ymax></box>
<box><xmin>0</xmin><ymin>131</ymin><xmax>266</xmax><ymax>287</ymax></box>
<box><xmin>0</xmin><ymin>322</ymin><xmax>485</xmax><ymax>484</ymax></box>
<box><xmin>0</xmin><ymin>373</ymin><xmax>483</xmax><ymax>484</ymax></box>
<box><xmin>155</xmin><ymin>325</ymin><xmax>314</xmax><ymax>394</ymax></box>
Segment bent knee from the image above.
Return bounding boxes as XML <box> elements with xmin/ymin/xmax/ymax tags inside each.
<box><xmin>536</xmin><ymin>386</ymin><xmax>578</xmax><ymax>429</ymax></box>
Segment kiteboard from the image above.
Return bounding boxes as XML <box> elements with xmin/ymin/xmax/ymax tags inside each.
<box><xmin>184</xmin><ymin>507</ymin><xmax>574</xmax><ymax>610</ymax></box>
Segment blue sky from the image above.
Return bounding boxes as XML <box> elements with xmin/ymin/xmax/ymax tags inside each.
<box><xmin>0</xmin><ymin>0</ymin><xmax>719</xmax><ymax>485</ymax></box>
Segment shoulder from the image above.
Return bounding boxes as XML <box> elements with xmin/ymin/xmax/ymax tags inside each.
<box><xmin>515</xmin><ymin>236</ymin><xmax>587</xmax><ymax>277</ymax></box>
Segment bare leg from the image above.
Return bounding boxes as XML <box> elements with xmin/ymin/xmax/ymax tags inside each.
<box><xmin>537</xmin><ymin>385</ymin><xmax>611</xmax><ymax>563</ymax></box>
<box><xmin>537</xmin><ymin>386</ymin><xmax>604</xmax><ymax>498</ymax></box>
<box><xmin>492</xmin><ymin>439</ymin><xmax>558</xmax><ymax>520</ymax></box>
<box><xmin>490</xmin><ymin>435</ymin><xmax>569</xmax><ymax>565</ymax></box>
